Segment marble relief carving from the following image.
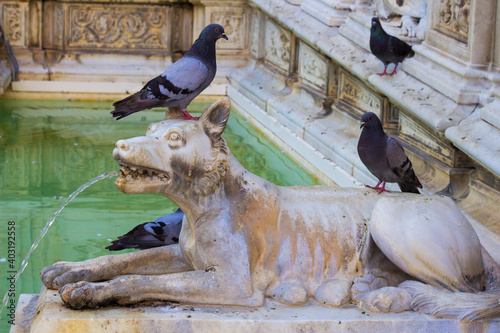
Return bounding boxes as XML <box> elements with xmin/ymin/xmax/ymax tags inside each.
<box><xmin>298</xmin><ymin>42</ymin><xmax>328</xmax><ymax>92</ymax></box>
<box><xmin>265</xmin><ymin>20</ymin><xmax>293</xmax><ymax>75</ymax></box>
<box><xmin>2</xmin><ymin>4</ymin><xmax>26</xmax><ymax>47</ymax></box>
<box><xmin>398</xmin><ymin>113</ymin><xmax>456</xmax><ymax>166</ymax></box>
<box><xmin>374</xmin><ymin>0</ymin><xmax>428</xmax><ymax>40</ymax></box>
<box><xmin>384</xmin><ymin>104</ymin><xmax>400</xmax><ymax>131</ymax></box>
<box><xmin>250</xmin><ymin>10</ymin><xmax>262</xmax><ymax>57</ymax></box>
<box><xmin>337</xmin><ymin>70</ymin><xmax>385</xmax><ymax>119</ymax></box>
<box><xmin>208</xmin><ymin>8</ymin><xmax>246</xmax><ymax>50</ymax></box>
<box><xmin>436</xmin><ymin>0</ymin><xmax>469</xmax><ymax>43</ymax></box>
<box><xmin>68</xmin><ymin>5</ymin><xmax>170</xmax><ymax>51</ymax></box>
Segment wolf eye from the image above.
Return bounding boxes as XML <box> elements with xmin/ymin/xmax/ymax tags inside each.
<box><xmin>169</xmin><ymin>132</ymin><xmax>180</xmax><ymax>141</ymax></box>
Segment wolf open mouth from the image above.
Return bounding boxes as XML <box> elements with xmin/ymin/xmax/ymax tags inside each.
<box><xmin>118</xmin><ymin>163</ymin><xmax>170</xmax><ymax>183</ymax></box>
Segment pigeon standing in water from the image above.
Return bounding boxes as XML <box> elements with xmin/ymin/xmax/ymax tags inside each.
<box><xmin>369</xmin><ymin>17</ymin><xmax>414</xmax><ymax>76</ymax></box>
<box><xmin>106</xmin><ymin>208</ymin><xmax>184</xmax><ymax>251</ymax></box>
<box><xmin>357</xmin><ymin>112</ymin><xmax>422</xmax><ymax>194</ymax></box>
<box><xmin>111</xmin><ymin>24</ymin><xmax>228</xmax><ymax>120</ymax></box>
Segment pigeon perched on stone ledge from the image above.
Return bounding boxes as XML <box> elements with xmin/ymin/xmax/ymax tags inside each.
<box><xmin>106</xmin><ymin>208</ymin><xmax>184</xmax><ymax>251</ymax></box>
<box><xmin>370</xmin><ymin>17</ymin><xmax>414</xmax><ymax>76</ymax></box>
<box><xmin>111</xmin><ymin>24</ymin><xmax>228</xmax><ymax>120</ymax></box>
<box><xmin>357</xmin><ymin>112</ymin><xmax>422</xmax><ymax>194</ymax></box>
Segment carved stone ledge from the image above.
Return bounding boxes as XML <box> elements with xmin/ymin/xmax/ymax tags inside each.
<box><xmin>300</xmin><ymin>0</ymin><xmax>352</xmax><ymax>27</ymax></box>
<box><xmin>445</xmin><ymin>111</ymin><xmax>500</xmax><ymax>181</ymax></box>
<box><xmin>229</xmin><ymin>60</ymin><xmax>295</xmax><ymax>110</ymax></box>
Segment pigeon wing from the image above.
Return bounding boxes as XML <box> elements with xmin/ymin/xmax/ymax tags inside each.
<box><xmin>142</xmin><ymin>57</ymin><xmax>209</xmax><ymax>102</ymax></box>
<box><xmin>388</xmin><ymin>36</ymin><xmax>413</xmax><ymax>59</ymax></box>
<box><xmin>386</xmin><ymin>137</ymin><xmax>421</xmax><ymax>187</ymax></box>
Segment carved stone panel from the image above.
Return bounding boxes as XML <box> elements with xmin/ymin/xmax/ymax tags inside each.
<box><xmin>264</xmin><ymin>19</ymin><xmax>294</xmax><ymax>76</ymax></box>
<box><xmin>205</xmin><ymin>6</ymin><xmax>247</xmax><ymax>52</ymax></box>
<box><xmin>336</xmin><ymin>69</ymin><xmax>387</xmax><ymax>122</ymax></box>
<box><xmin>298</xmin><ymin>41</ymin><xmax>330</xmax><ymax>94</ymax></box>
<box><xmin>398</xmin><ymin>112</ymin><xmax>472</xmax><ymax>167</ymax></box>
<box><xmin>1</xmin><ymin>2</ymin><xmax>27</xmax><ymax>47</ymax></box>
<box><xmin>434</xmin><ymin>0</ymin><xmax>470</xmax><ymax>44</ymax></box>
<box><xmin>384</xmin><ymin>103</ymin><xmax>400</xmax><ymax>132</ymax></box>
<box><xmin>67</xmin><ymin>4</ymin><xmax>170</xmax><ymax>53</ymax></box>
<box><xmin>249</xmin><ymin>9</ymin><xmax>265</xmax><ymax>59</ymax></box>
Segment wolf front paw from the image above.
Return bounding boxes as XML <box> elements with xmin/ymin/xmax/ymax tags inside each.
<box><xmin>315</xmin><ymin>278</ymin><xmax>351</xmax><ymax>306</ymax></box>
<box><xmin>59</xmin><ymin>281</ymin><xmax>107</xmax><ymax>309</ymax></box>
<box><xmin>40</xmin><ymin>262</ymin><xmax>95</xmax><ymax>290</ymax></box>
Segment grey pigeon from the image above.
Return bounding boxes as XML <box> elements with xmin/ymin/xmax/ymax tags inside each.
<box><xmin>357</xmin><ymin>112</ymin><xmax>422</xmax><ymax>193</ymax></box>
<box><xmin>106</xmin><ymin>208</ymin><xmax>184</xmax><ymax>251</ymax></box>
<box><xmin>111</xmin><ymin>24</ymin><xmax>228</xmax><ymax>120</ymax></box>
<box><xmin>370</xmin><ymin>17</ymin><xmax>414</xmax><ymax>76</ymax></box>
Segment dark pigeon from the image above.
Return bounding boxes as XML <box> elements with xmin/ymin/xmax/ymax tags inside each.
<box><xmin>106</xmin><ymin>208</ymin><xmax>184</xmax><ymax>251</ymax></box>
<box><xmin>370</xmin><ymin>17</ymin><xmax>414</xmax><ymax>76</ymax></box>
<box><xmin>357</xmin><ymin>112</ymin><xmax>422</xmax><ymax>194</ymax></box>
<box><xmin>111</xmin><ymin>24</ymin><xmax>228</xmax><ymax>120</ymax></box>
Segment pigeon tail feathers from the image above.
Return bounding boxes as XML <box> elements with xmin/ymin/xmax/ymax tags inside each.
<box><xmin>398</xmin><ymin>182</ymin><xmax>421</xmax><ymax>194</ymax></box>
<box><xmin>111</xmin><ymin>92</ymin><xmax>163</xmax><ymax>120</ymax></box>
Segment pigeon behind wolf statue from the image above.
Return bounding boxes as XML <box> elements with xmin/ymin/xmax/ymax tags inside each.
<box><xmin>370</xmin><ymin>17</ymin><xmax>414</xmax><ymax>76</ymax></box>
<box><xmin>111</xmin><ymin>24</ymin><xmax>228</xmax><ymax>120</ymax></box>
<box><xmin>106</xmin><ymin>208</ymin><xmax>184</xmax><ymax>251</ymax></box>
<box><xmin>357</xmin><ymin>112</ymin><xmax>422</xmax><ymax>194</ymax></box>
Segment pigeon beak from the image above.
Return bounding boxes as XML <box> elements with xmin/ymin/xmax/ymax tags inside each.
<box><xmin>360</xmin><ymin>122</ymin><xmax>365</xmax><ymax>129</ymax></box>
<box><xmin>221</xmin><ymin>33</ymin><xmax>228</xmax><ymax>41</ymax></box>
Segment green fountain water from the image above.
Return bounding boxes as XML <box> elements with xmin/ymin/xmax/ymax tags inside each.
<box><xmin>0</xmin><ymin>100</ymin><xmax>320</xmax><ymax>330</ymax></box>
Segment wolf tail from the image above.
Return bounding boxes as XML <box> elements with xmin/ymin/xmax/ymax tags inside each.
<box><xmin>401</xmin><ymin>280</ymin><xmax>500</xmax><ymax>321</ymax></box>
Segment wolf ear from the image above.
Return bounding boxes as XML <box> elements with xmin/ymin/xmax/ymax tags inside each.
<box><xmin>200</xmin><ymin>97</ymin><xmax>231</xmax><ymax>139</ymax></box>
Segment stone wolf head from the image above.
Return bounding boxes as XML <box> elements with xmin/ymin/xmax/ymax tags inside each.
<box><xmin>113</xmin><ymin>98</ymin><xmax>231</xmax><ymax>198</ymax></box>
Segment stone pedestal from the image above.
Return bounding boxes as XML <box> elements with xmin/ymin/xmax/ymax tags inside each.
<box><xmin>11</xmin><ymin>288</ymin><xmax>500</xmax><ymax>333</ymax></box>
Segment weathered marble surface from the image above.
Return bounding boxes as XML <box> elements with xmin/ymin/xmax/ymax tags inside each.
<box><xmin>11</xmin><ymin>289</ymin><xmax>500</xmax><ymax>333</ymax></box>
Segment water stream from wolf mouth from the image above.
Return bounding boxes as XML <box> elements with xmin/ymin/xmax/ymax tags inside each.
<box><xmin>0</xmin><ymin>170</ymin><xmax>120</xmax><ymax>318</ymax></box>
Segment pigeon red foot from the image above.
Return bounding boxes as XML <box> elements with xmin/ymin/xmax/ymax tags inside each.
<box><xmin>366</xmin><ymin>181</ymin><xmax>390</xmax><ymax>194</ymax></box>
<box><xmin>180</xmin><ymin>109</ymin><xmax>200</xmax><ymax>120</ymax></box>
<box><xmin>377</xmin><ymin>65</ymin><xmax>398</xmax><ymax>76</ymax></box>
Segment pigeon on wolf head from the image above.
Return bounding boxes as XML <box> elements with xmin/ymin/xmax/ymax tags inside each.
<box><xmin>111</xmin><ymin>24</ymin><xmax>228</xmax><ymax>120</ymax></box>
<box><xmin>370</xmin><ymin>17</ymin><xmax>414</xmax><ymax>76</ymax></box>
<box><xmin>357</xmin><ymin>112</ymin><xmax>422</xmax><ymax>194</ymax></box>
<box><xmin>106</xmin><ymin>208</ymin><xmax>184</xmax><ymax>251</ymax></box>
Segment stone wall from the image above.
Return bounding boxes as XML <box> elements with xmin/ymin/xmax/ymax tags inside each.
<box><xmin>228</xmin><ymin>0</ymin><xmax>500</xmax><ymax>240</ymax></box>
<box><xmin>0</xmin><ymin>0</ymin><xmax>249</xmax><ymax>95</ymax></box>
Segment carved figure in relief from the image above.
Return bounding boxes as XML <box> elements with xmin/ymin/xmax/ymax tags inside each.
<box><xmin>41</xmin><ymin>99</ymin><xmax>500</xmax><ymax>321</ymax></box>
<box><xmin>374</xmin><ymin>0</ymin><xmax>428</xmax><ymax>40</ymax></box>
<box><xmin>438</xmin><ymin>0</ymin><xmax>469</xmax><ymax>37</ymax></box>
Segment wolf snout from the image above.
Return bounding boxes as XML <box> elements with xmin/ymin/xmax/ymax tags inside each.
<box><xmin>115</xmin><ymin>140</ymin><xmax>130</xmax><ymax>151</ymax></box>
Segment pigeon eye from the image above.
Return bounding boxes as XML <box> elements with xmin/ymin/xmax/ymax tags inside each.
<box><xmin>169</xmin><ymin>132</ymin><xmax>180</xmax><ymax>141</ymax></box>
<box><xmin>214</xmin><ymin>27</ymin><xmax>219</xmax><ymax>32</ymax></box>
